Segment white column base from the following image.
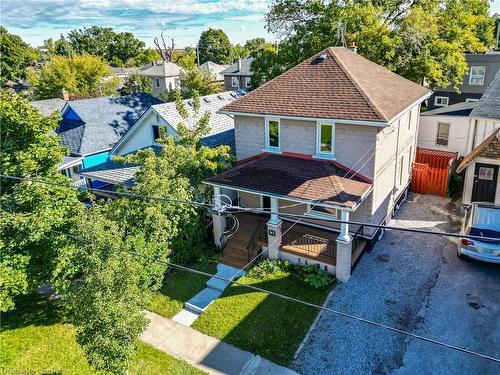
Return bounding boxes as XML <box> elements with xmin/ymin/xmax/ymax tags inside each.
<box><xmin>266</xmin><ymin>220</ymin><xmax>282</xmax><ymax>259</ymax></box>
<box><xmin>212</xmin><ymin>213</ymin><xmax>225</xmax><ymax>248</ymax></box>
<box><xmin>336</xmin><ymin>236</ymin><xmax>352</xmax><ymax>283</ymax></box>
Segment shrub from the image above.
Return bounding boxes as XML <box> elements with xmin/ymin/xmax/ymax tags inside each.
<box><xmin>295</xmin><ymin>265</ymin><xmax>333</xmax><ymax>289</ymax></box>
<box><xmin>248</xmin><ymin>259</ymin><xmax>290</xmax><ymax>278</ymax></box>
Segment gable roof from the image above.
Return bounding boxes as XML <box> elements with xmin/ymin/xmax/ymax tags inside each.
<box><xmin>456</xmin><ymin>128</ymin><xmax>500</xmax><ymax>173</ymax></box>
<box><xmin>112</xmin><ymin>91</ymin><xmax>244</xmax><ymax>153</ymax></box>
<box><xmin>140</xmin><ymin>60</ymin><xmax>182</xmax><ymax>77</ymax></box>
<box><xmin>199</xmin><ymin>61</ymin><xmax>229</xmax><ymax>80</ymax></box>
<box><xmin>221</xmin><ymin>57</ymin><xmax>254</xmax><ymax>76</ymax></box>
<box><xmin>58</xmin><ymin>93</ymin><xmax>163</xmax><ymax>156</ymax></box>
<box><xmin>470</xmin><ymin>69</ymin><xmax>500</xmax><ymax>120</ymax></box>
<box><xmin>30</xmin><ymin>98</ymin><xmax>67</xmax><ymax>116</ymax></box>
<box><xmin>421</xmin><ymin>101</ymin><xmax>477</xmax><ymax>117</ymax></box>
<box><xmin>222</xmin><ymin>47</ymin><xmax>431</xmax><ymax>123</ymax></box>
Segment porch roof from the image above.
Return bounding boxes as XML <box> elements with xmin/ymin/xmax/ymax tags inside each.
<box><xmin>205</xmin><ymin>154</ymin><xmax>372</xmax><ymax>209</ymax></box>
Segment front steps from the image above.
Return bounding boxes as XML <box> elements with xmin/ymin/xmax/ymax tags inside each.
<box><xmin>172</xmin><ymin>263</ymin><xmax>246</xmax><ymax>326</ymax></box>
<box><xmin>220</xmin><ymin>233</ymin><xmax>266</xmax><ymax>269</ymax></box>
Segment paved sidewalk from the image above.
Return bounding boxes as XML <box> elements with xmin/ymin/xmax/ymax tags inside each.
<box><xmin>141</xmin><ymin>310</ymin><xmax>300</xmax><ymax>375</ymax></box>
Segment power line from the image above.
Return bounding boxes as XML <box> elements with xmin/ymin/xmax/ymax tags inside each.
<box><xmin>1</xmin><ymin>173</ymin><xmax>496</xmax><ymax>242</ymax></box>
<box><xmin>50</xmin><ymin>228</ymin><xmax>500</xmax><ymax>364</ymax></box>
<box><xmin>0</xmin><ymin>175</ymin><xmax>212</xmax><ymax>208</ymax></box>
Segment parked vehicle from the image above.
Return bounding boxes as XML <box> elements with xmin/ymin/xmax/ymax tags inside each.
<box><xmin>458</xmin><ymin>203</ymin><xmax>500</xmax><ymax>264</ymax></box>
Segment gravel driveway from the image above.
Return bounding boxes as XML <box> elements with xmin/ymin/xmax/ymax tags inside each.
<box><xmin>293</xmin><ymin>194</ymin><xmax>500</xmax><ymax>375</ymax></box>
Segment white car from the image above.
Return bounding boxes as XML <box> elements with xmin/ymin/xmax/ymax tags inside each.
<box><xmin>458</xmin><ymin>203</ymin><xmax>500</xmax><ymax>264</ymax></box>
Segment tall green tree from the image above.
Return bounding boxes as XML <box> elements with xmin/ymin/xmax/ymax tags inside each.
<box><xmin>0</xmin><ymin>90</ymin><xmax>82</xmax><ymax>312</ymax></box>
<box><xmin>121</xmin><ymin>73</ymin><xmax>153</xmax><ymax>95</ymax></box>
<box><xmin>197</xmin><ymin>28</ymin><xmax>233</xmax><ymax>64</ymax></box>
<box><xmin>173</xmin><ymin>47</ymin><xmax>197</xmax><ymax>70</ymax></box>
<box><xmin>257</xmin><ymin>0</ymin><xmax>495</xmax><ymax>89</ymax></box>
<box><xmin>0</xmin><ymin>27</ymin><xmax>38</xmax><ymax>82</ymax></box>
<box><xmin>29</xmin><ymin>54</ymin><xmax>118</xmax><ymax>99</ymax></box>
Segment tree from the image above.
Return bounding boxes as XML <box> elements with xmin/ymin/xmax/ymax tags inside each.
<box><xmin>173</xmin><ymin>47</ymin><xmax>197</xmax><ymax>70</ymax></box>
<box><xmin>121</xmin><ymin>73</ymin><xmax>153</xmax><ymax>95</ymax></box>
<box><xmin>0</xmin><ymin>90</ymin><xmax>82</xmax><ymax>312</ymax></box>
<box><xmin>197</xmin><ymin>28</ymin><xmax>233</xmax><ymax>64</ymax></box>
<box><xmin>244</xmin><ymin>37</ymin><xmax>269</xmax><ymax>53</ymax></box>
<box><xmin>0</xmin><ymin>27</ymin><xmax>38</xmax><ymax>82</ymax></box>
<box><xmin>232</xmin><ymin>43</ymin><xmax>249</xmax><ymax>60</ymax></box>
<box><xmin>29</xmin><ymin>54</ymin><xmax>117</xmax><ymax>99</ymax></box>
<box><xmin>180</xmin><ymin>68</ymin><xmax>222</xmax><ymax>97</ymax></box>
<box><xmin>257</xmin><ymin>0</ymin><xmax>495</xmax><ymax>90</ymax></box>
<box><xmin>131</xmin><ymin>48</ymin><xmax>160</xmax><ymax>67</ymax></box>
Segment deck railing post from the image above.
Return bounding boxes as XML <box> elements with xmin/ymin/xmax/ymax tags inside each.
<box><xmin>336</xmin><ymin>210</ymin><xmax>353</xmax><ymax>283</ymax></box>
<box><xmin>266</xmin><ymin>219</ymin><xmax>282</xmax><ymax>259</ymax></box>
<box><xmin>212</xmin><ymin>186</ymin><xmax>225</xmax><ymax>248</ymax></box>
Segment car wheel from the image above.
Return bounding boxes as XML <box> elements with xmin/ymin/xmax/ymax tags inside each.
<box><xmin>457</xmin><ymin>249</ymin><xmax>470</xmax><ymax>261</ymax></box>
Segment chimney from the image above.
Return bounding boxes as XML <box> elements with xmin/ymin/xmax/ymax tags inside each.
<box><xmin>347</xmin><ymin>42</ymin><xmax>357</xmax><ymax>54</ymax></box>
<box><xmin>237</xmin><ymin>58</ymin><xmax>242</xmax><ymax>71</ymax></box>
<box><xmin>60</xmin><ymin>88</ymin><xmax>69</xmax><ymax>101</ymax></box>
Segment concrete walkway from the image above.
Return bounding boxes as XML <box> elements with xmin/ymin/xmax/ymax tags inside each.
<box><xmin>141</xmin><ymin>310</ymin><xmax>300</xmax><ymax>375</ymax></box>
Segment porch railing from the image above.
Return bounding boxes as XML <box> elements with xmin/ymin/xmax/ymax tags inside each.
<box><xmin>72</xmin><ymin>179</ymin><xmax>87</xmax><ymax>188</ymax></box>
<box><xmin>247</xmin><ymin>222</ymin><xmax>267</xmax><ymax>262</ymax></box>
<box><xmin>282</xmin><ymin>230</ymin><xmax>336</xmax><ymax>260</ymax></box>
<box><xmin>352</xmin><ymin>225</ymin><xmax>365</xmax><ymax>252</ymax></box>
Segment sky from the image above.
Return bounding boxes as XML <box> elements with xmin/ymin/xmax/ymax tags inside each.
<box><xmin>0</xmin><ymin>0</ymin><xmax>275</xmax><ymax>48</ymax></box>
<box><xmin>1</xmin><ymin>0</ymin><xmax>499</xmax><ymax>48</ymax></box>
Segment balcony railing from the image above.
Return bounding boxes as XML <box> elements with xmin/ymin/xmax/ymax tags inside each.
<box><xmin>72</xmin><ymin>179</ymin><xmax>87</xmax><ymax>188</ymax></box>
<box><xmin>282</xmin><ymin>230</ymin><xmax>336</xmax><ymax>260</ymax></box>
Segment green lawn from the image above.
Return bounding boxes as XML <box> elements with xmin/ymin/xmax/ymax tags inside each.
<box><xmin>147</xmin><ymin>261</ymin><xmax>217</xmax><ymax>318</ymax></box>
<box><xmin>0</xmin><ymin>294</ymin><xmax>205</xmax><ymax>375</ymax></box>
<box><xmin>192</xmin><ymin>270</ymin><xmax>332</xmax><ymax>365</ymax></box>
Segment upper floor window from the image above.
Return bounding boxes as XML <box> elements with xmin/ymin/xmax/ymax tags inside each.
<box><xmin>316</xmin><ymin>122</ymin><xmax>335</xmax><ymax>158</ymax></box>
<box><xmin>465</xmin><ymin>98</ymin><xmax>479</xmax><ymax>103</ymax></box>
<box><xmin>436</xmin><ymin>122</ymin><xmax>450</xmax><ymax>146</ymax></box>
<box><xmin>245</xmin><ymin>77</ymin><xmax>251</xmax><ymax>88</ymax></box>
<box><xmin>434</xmin><ymin>96</ymin><xmax>449</xmax><ymax>107</ymax></box>
<box><xmin>408</xmin><ymin>109</ymin><xmax>412</xmax><ymax>130</ymax></box>
<box><xmin>231</xmin><ymin>77</ymin><xmax>238</xmax><ymax>88</ymax></box>
<box><xmin>469</xmin><ymin>66</ymin><xmax>485</xmax><ymax>85</ymax></box>
<box><xmin>265</xmin><ymin>118</ymin><xmax>280</xmax><ymax>151</ymax></box>
<box><xmin>155</xmin><ymin>78</ymin><xmax>161</xmax><ymax>88</ymax></box>
<box><xmin>152</xmin><ymin>124</ymin><xmax>161</xmax><ymax>141</ymax></box>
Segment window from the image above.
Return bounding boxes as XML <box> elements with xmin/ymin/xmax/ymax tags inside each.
<box><xmin>152</xmin><ymin>125</ymin><xmax>161</xmax><ymax>141</ymax></box>
<box><xmin>306</xmin><ymin>204</ymin><xmax>337</xmax><ymax>219</ymax></box>
<box><xmin>316</xmin><ymin>122</ymin><xmax>335</xmax><ymax>158</ymax></box>
<box><xmin>465</xmin><ymin>98</ymin><xmax>479</xmax><ymax>103</ymax></box>
<box><xmin>399</xmin><ymin>155</ymin><xmax>404</xmax><ymax>186</ymax></box>
<box><xmin>478</xmin><ymin>167</ymin><xmax>494</xmax><ymax>180</ymax></box>
<box><xmin>408</xmin><ymin>146</ymin><xmax>413</xmax><ymax>174</ymax></box>
<box><xmin>155</xmin><ymin>78</ymin><xmax>160</xmax><ymax>88</ymax></box>
<box><xmin>71</xmin><ymin>164</ymin><xmax>81</xmax><ymax>175</ymax></box>
<box><xmin>231</xmin><ymin>77</ymin><xmax>238</xmax><ymax>88</ymax></box>
<box><xmin>469</xmin><ymin>66</ymin><xmax>485</xmax><ymax>85</ymax></box>
<box><xmin>265</xmin><ymin>118</ymin><xmax>280</xmax><ymax>150</ymax></box>
<box><xmin>434</xmin><ymin>96</ymin><xmax>449</xmax><ymax>107</ymax></box>
<box><xmin>436</xmin><ymin>122</ymin><xmax>450</xmax><ymax>146</ymax></box>
<box><xmin>245</xmin><ymin>77</ymin><xmax>251</xmax><ymax>88</ymax></box>
<box><xmin>408</xmin><ymin>109</ymin><xmax>412</xmax><ymax>130</ymax></box>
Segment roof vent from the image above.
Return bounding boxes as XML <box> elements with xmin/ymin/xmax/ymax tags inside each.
<box><xmin>319</xmin><ymin>54</ymin><xmax>327</xmax><ymax>61</ymax></box>
<box><xmin>203</xmin><ymin>97</ymin><xmax>211</xmax><ymax>103</ymax></box>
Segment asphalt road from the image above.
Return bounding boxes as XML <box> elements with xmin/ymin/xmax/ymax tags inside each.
<box><xmin>293</xmin><ymin>194</ymin><xmax>500</xmax><ymax>375</ymax></box>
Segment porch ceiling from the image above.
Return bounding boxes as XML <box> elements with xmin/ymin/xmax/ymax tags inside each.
<box><xmin>206</xmin><ymin>154</ymin><xmax>372</xmax><ymax>209</ymax></box>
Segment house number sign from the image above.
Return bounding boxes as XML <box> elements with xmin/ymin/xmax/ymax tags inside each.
<box><xmin>268</xmin><ymin>229</ymin><xmax>276</xmax><ymax>236</ymax></box>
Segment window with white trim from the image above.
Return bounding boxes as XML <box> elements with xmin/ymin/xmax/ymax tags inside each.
<box><xmin>434</xmin><ymin>96</ymin><xmax>449</xmax><ymax>107</ymax></box>
<box><xmin>408</xmin><ymin>109</ymin><xmax>412</xmax><ymax>130</ymax></box>
<box><xmin>231</xmin><ymin>76</ymin><xmax>238</xmax><ymax>88</ymax></box>
<box><xmin>245</xmin><ymin>77</ymin><xmax>251</xmax><ymax>88</ymax></box>
<box><xmin>469</xmin><ymin>66</ymin><xmax>485</xmax><ymax>85</ymax></box>
<box><xmin>155</xmin><ymin>78</ymin><xmax>160</xmax><ymax>88</ymax></box>
<box><xmin>152</xmin><ymin>124</ymin><xmax>161</xmax><ymax>141</ymax></box>
<box><xmin>265</xmin><ymin>118</ymin><xmax>280</xmax><ymax>151</ymax></box>
<box><xmin>316</xmin><ymin>122</ymin><xmax>335</xmax><ymax>158</ymax></box>
<box><xmin>399</xmin><ymin>155</ymin><xmax>404</xmax><ymax>186</ymax></box>
<box><xmin>436</xmin><ymin>122</ymin><xmax>450</xmax><ymax>146</ymax></box>
<box><xmin>306</xmin><ymin>203</ymin><xmax>337</xmax><ymax>219</ymax></box>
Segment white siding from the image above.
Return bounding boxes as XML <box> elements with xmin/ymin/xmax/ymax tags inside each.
<box><xmin>418</xmin><ymin>115</ymin><xmax>471</xmax><ymax>156</ymax></box>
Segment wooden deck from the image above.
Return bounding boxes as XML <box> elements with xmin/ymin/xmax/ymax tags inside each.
<box><xmin>219</xmin><ymin>213</ymin><xmax>368</xmax><ymax>269</ymax></box>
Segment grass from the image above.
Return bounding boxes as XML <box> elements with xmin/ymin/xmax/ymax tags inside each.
<box><xmin>147</xmin><ymin>261</ymin><xmax>217</xmax><ymax>318</ymax></box>
<box><xmin>191</xmin><ymin>269</ymin><xmax>332</xmax><ymax>366</ymax></box>
<box><xmin>0</xmin><ymin>294</ymin><xmax>205</xmax><ymax>375</ymax></box>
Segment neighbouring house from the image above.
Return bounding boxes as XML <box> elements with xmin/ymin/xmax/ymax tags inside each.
<box><xmin>205</xmin><ymin>46</ymin><xmax>431</xmax><ymax>282</ymax></box>
<box><xmin>199</xmin><ymin>61</ymin><xmax>229</xmax><ymax>82</ymax></box>
<box><xmin>428</xmin><ymin>51</ymin><xmax>500</xmax><ymax>110</ymax></box>
<box><xmin>55</xmin><ymin>93</ymin><xmax>163</xmax><ymax>186</ymax></box>
<box><xmin>139</xmin><ymin>60</ymin><xmax>182</xmax><ymax>96</ymax></box>
<box><xmin>221</xmin><ymin>57</ymin><xmax>253</xmax><ymax>91</ymax></box>
<box><xmin>30</xmin><ymin>97</ymin><xmax>67</xmax><ymax>116</ymax></box>
<box><xmin>78</xmin><ymin>91</ymin><xmax>245</xmax><ymax>188</ymax></box>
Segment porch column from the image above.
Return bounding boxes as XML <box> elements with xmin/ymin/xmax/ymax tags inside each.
<box><xmin>266</xmin><ymin>197</ymin><xmax>282</xmax><ymax>259</ymax></box>
<box><xmin>336</xmin><ymin>210</ymin><xmax>353</xmax><ymax>283</ymax></box>
<box><xmin>212</xmin><ymin>186</ymin><xmax>225</xmax><ymax>248</ymax></box>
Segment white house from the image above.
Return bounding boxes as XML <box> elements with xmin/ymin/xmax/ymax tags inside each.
<box><xmin>140</xmin><ymin>60</ymin><xmax>182</xmax><ymax>96</ymax></box>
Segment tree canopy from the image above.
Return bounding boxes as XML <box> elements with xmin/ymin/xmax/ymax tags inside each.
<box><xmin>197</xmin><ymin>28</ymin><xmax>233</xmax><ymax>64</ymax></box>
<box><xmin>0</xmin><ymin>27</ymin><xmax>38</xmax><ymax>82</ymax></box>
<box><xmin>254</xmin><ymin>0</ymin><xmax>495</xmax><ymax>90</ymax></box>
<box><xmin>28</xmin><ymin>54</ymin><xmax>119</xmax><ymax>99</ymax></box>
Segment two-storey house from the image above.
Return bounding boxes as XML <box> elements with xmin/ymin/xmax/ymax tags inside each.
<box><xmin>140</xmin><ymin>60</ymin><xmax>182</xmax><ymax>96</ymax></box>
<box><xmin>221</xmin><ymin>57</ymin><xmax>254</xmax><ymax>91</ymax></box>
<box><xmin>205</xmin><ymin>47</ymin><xmax>431</xmax><ymax>282</ymax></box>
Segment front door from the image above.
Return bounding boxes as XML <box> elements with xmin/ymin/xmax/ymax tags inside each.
<box><xmin>471</xmin><ymin>163</ymin><xmax>498</xmax><ymax>203</ymax></box>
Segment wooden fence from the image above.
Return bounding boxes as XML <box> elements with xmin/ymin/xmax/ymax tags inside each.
<box><xmin>410</xmin><ymin>148</ymin><xmax>457</xmax><ymax>197</ymax></box>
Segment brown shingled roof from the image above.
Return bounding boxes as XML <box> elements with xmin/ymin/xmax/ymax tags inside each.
<box><xmin>456</xmin><ymin>129</ymin><xmax>500</xmax><ymax>173</ymax></box>
<box><xmin>221</xmin><ymin>47</ymin><xmax>431</xmax><ymax>123</ymax></box>
<box><xmin>206</xmin><ymin>154</ymin><xmax>372</xmax><ymax>208</ymax></box>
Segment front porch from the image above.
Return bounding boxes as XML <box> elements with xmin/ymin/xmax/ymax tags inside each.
<box><xmin>218</xmin><ymin>212</ymin><xmax>368</xmax><ymax>276</ymax></box>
